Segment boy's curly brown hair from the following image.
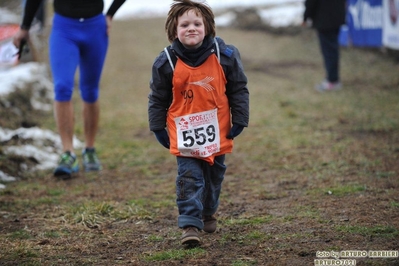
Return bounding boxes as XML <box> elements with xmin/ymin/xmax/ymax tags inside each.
<box><xmin>165</xmin><ymin>0</ymin><xmax>215</xmax><ymax>43</ymax></box>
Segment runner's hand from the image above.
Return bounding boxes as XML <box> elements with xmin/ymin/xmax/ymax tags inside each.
<box><xmin>154</xmin><ymin>129</ymin><xmax>170</xmax><ymax>149</ymax></box>
<box><xmin>13</xmin><ymin>29</ymin><xmax>29</xmax><ymax>49</ymax></box>
<box><xmin>106</xmin><ymin>15</ymin><xmax>112</xmax><ymax>35</ymax></box>
<box><xmin>227</xmin><ymin>124</ymin><xmax>244</xmax><ymax>139</ymax></box>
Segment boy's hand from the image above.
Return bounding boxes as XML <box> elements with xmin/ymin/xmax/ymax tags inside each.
<box><xmin>154</xmin><ymin>129</ymin><xmax>170</xmax><ymax>149</ymax></box>
<box><xmin>227</xmin><ymin>124</ymin><xmax>244</xmax><ymax>139</ymax></box>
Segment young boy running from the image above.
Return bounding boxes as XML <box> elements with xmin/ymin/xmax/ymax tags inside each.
<box><xmin>148</xmin><ymin>0</ymin><xmax>249</xmax><ymax>246</ymax></box>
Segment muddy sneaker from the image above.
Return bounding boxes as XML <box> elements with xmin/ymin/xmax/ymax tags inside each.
<box><xmin>82</xmin><ymin>148</ymin><xmax>102</xmax><ymax>172</ymax></box>
<box><xmin>315</xmin><ymin>80</ymin><xmax>342</xmax><ymax>92</ymax></box>
<box><xmin>181</xmin><ymin>227</ymin><xmax>200</xmax><ymax>246</ymax></box>
<box><xmin>53</xmin><ymin>151</ymin><xmax>79</xmax><ymax>179</ymax></box>
<box><xmin>203</xmin><ymin>215</ymin><xmax>217</xmax><ymax>233</ymax></box>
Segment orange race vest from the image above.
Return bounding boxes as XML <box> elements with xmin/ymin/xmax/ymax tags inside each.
<box><xmin>167</xmin><ymin>53</ymin><xmax>233</xmax><ymax>165</ymax></box>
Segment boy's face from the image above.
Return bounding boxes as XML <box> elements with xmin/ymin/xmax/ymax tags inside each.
<box><xmin>176</xmin><ymin>10</ymin><xmax>205</xmax><ymax>49</ymax></box>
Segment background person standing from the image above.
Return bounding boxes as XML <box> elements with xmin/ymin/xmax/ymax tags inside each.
<box><xmin>13</xmin><ymin>0</ymin><xmax>126</xmax><ymax>179</ymax></box>
<box><xmin>303</xmin><ymin>0</ymin><xmax>347</xmax><ymax>92</ymax></box>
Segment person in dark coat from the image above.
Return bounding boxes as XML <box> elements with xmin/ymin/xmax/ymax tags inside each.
<box><xmin>303</xmin><ymin>0</ymin><xmax>347</xmax><ymax>92</ymax></box>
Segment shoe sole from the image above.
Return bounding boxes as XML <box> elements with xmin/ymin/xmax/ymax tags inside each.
<box><xmin>84</xmin><ymin>166</ymin><xmax>102</xmax><ymax>172</ymax></box>
<box><xmin>53</xmin><ymin>167</ymin><xmax>79</xmax><ymax>179</ymax></box>
<box><xmin>181</xmin><ymin>237</ymin><xmax>200</xmax><ymax>247</ymax></box>
<box><xmin>315</xmin><ymin>86</ymin><xmax>342</xmax><ymax>92</ymax></box>
<box><xmin>53</xmin><ymin>171</ymin><xmax>73</xmax><ymax>180</ymax></box>
<box><xmin>203</xmin><ymin>228</ymin><xmax>216</xmax><ymax>233</ymax></box>
<box><xmin>316</xmin><ymin>88</ymin><xmax>341</xmax><ymax>92</ymax></box>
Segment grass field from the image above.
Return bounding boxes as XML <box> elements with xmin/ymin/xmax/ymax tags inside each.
<box><xmin>1</xmin><ymin>16</ymin><xmax>399</xmax><ymax>265</ymax></box>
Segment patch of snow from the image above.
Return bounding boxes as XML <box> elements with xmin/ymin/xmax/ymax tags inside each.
<box><xmin>104</xmin><ymin>0</ymin><xmax>304</xmax><ymax>20</ymax></box>
<box><xmin>0</xmin><ymin>170</ymin><xmax>17</xmax><ymax>182</ymax></box>
<box><xmin>0</xmin><ymin>62</ymin><xmax>82</xmax><ymax>189</ymax></box>
<box><xmin>5</xmin><ymin>145</ymin><xmax>59</xmax><ymax>170</ymax></box>
<box><xmin>0</xmin><ymin>9</ymin><xmax>20</xmax><ymax>24</ymax></box>
<box><xmin>0</xmin><ymin>126</ymin><xmax>83</xmax><ymax>149</ymax></box>
<box><xmin>0</xmin><ymin>62</ymin><xmax>51</xmax><ymax>94</ymax></box>
<box><xmin>259</xmin><ymin>4</ymin><xmax>304</xmax><ymax>27</ymax></box>
<box><xmin>215</xmin><ymin>12</ymin><xmax>237</xmax><ymax>27</ymax></box>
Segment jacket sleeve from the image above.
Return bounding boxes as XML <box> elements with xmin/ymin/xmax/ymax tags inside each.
<box><xmin>304</xmin><ymin>0</ymin><xmax>318</xmax><ymax>22</ymax></box>
<box><xmin>148</xmin><ymin>50</ymin><xmax>173</xmax><ymax>131</ymax></box>
<box><xmin>219</xmin><ymin>39</ymin><xmax>249</xmax><ymax>128</ymax></box>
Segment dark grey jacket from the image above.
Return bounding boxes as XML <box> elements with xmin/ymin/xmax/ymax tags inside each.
<box><xmin>304</xmin><ymin>0</ymin><xmax>346</xmax><ymax>31</ymax></box>
<box><xmin>148</xmin><ymin>36</ymin><xmax>249</xmax><ymax>132</ymax></box>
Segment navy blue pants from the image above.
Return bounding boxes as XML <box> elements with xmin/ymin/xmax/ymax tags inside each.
<box><xmin>176</xmin><ymin>155</ymin><xmax>226</xmax><ymax>230</ymax></box>
<box><xmin>317</xmin><ymin>29</ymin><xmax>340</xmax><ymax>83</ymax></box>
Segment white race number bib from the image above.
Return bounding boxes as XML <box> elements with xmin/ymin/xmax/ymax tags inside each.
<box><xmin>174</xmin><ymin>109</ymin><xmax>220</xmax><ymax>158</ymax></box>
